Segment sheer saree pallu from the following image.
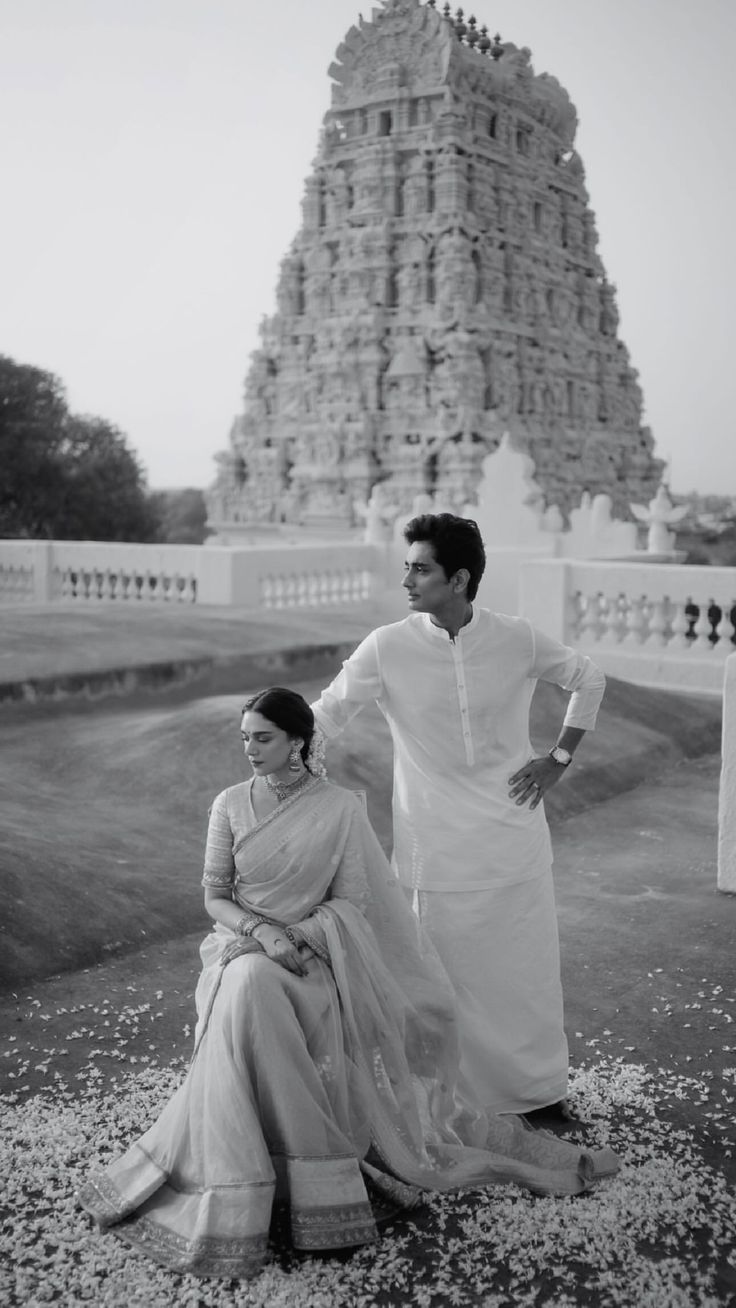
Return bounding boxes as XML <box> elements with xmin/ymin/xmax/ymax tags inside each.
<box><xmin>78</xmin><ymin>778</ymin><xmax>618</xmax><ymax>1279</ymax></box>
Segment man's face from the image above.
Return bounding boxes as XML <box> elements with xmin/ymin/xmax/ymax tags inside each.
<box><xmin>402</xmin><ymin>540</ymin><xmax>456</xmax><ymax>614</ymax></box>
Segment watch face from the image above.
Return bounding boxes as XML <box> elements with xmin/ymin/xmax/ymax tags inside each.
<box><xmin>551</xmin><ymin>747</ymin><xmax>572</xmax><ymax>766</ymax></box>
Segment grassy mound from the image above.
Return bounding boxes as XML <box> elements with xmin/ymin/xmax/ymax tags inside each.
<box><xmin>0</xmin><ymin>676</ymin><xmax>721</xmax><ymax>988</ymax></box>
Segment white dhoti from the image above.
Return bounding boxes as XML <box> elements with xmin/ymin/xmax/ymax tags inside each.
<box><xmin>415</xmin><ymin>870</ymin><xmax>568</xmax><ymax>1116</ymax></box>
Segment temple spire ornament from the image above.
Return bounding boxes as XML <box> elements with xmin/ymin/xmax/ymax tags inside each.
<box><xmin>208</xmin><ymin>0</ymin><xmax>663</xmax><ymax>539</ymax></box>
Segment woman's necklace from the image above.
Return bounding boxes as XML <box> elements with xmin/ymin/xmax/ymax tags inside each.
<box><xmin>264</xmin><ymin>768</ymin><xmax>313</xmax><ymax>803</ymax></box>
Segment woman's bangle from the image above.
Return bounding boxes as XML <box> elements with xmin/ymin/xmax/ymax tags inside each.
<box><xmin>235</xmin><ymin>912</ymin><xmax>268</xmax><ymax>938</ymax></box>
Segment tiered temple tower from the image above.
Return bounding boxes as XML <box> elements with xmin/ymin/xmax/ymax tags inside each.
<box><xmin>207</xmin><ymin>0</ymin><xmax>663</xmax><ymax>536</ymax></box>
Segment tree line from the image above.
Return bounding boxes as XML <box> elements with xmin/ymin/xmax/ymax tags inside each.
<box><xmin>0</xmin><ymin>355</ymin><xmax>207</xmax><ymax>543</ymax></box>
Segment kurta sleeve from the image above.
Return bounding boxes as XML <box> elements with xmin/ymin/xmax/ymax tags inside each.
<box><xmin>201</xmin><ymin>791</ymin><xmax>236</xmax><ymax>888</ymax></box>
<box><xmin>528</xmin><ymin>623</ymin><xmax>606</xmax><ymax>731</ymax></box>
<box><xmin>310</xmin><ymin>629</ymin><xmax>382</xmax><ymax>740</ymax></box>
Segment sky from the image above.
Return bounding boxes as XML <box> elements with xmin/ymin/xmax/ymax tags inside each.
<box><xmin>1</xmin><ymin>0</ymin><xmax>735</xmax><ymax>495</ymax></box>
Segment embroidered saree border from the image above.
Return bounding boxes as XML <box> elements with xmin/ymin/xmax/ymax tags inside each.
<box><xmin>290</xmin><ymin>1200</ymin><xmax>377</xmax><ymax>1250</ymax></box>
<box><xmin>113</xmin><ymin>1214</ymin><xmax>269</xmax><ymax>1278</ymax></box>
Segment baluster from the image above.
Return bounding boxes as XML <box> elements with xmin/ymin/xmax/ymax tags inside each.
<box><xmin>645</xmin><ymin>597</ymin><xmax>668</xmax><ymax>648</ymax></box>
<box><xmin>692</xmin><ymin>598</ymin><xmax>713</xmax><ymax>651</ymax></box>
<box><xmin>296</xmin><ymin>573</ymin><xmax>309</xmax><ymax>606</ymax></box>
<box><xmin>601</xmin><ymin>591</ymin><xmax>623</xmax><ymax>644</ymax></box>
<box><xmin>715</xmin><ymin>599</ymin><xmax>736</xmax><ymax>656</ymax></box>
<box><xmin>670</xmin><ymin>600</ymin><xmax>690</xmax><ymax>649</ymax></box>
<box><xmin>307</xmin><ymin>572</ymin><xmax>321</xmax><ymax>606</ymax></box>
<box><xmin>330</xmin><ymin>572</ymin><xmax>342</xmax><ymax>605</ymax></box>
<box><xmin>261</xmin><ymin>575</ymin><xmax>274</xmax><ymax>608</ymax></box>
<box><xmin>621</xmin><ymin>594</ymin><xmax>646</xmax><ymax>646</ymax></box>
<box><xmin>273</xmin><ymin>575</ymin><xmax>287</xmax><ymax>609</ymax></box>
<box><xmin>579</xmin><ymin>591</ymin><xmax>602</xmax><ymax>644</ymax></box>
<box><xmin>568</xmin><ymin>589</ymin><xmax>584</xmax><ymax>640</ymax></box>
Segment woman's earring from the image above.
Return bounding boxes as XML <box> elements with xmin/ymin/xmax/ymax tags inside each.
<box><xmin>289</xmin><ymin>741</ymin><xmax>303</xmax><ymax>772</ymax></box>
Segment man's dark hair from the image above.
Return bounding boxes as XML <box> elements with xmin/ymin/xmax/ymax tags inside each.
<box><xmin>404</xmin><ymin>513</ymin><xmax>486</xmax><ymax>601</ymax></box>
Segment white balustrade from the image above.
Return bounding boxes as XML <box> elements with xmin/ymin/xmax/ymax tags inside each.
<box><xmin>0</xmin><ymin>539</ymin><xmax>379</xmax><ymax>610</ymax></box>
<box><xmin>4</xmin><ymin>537</ymin><xmax>736</xmax><ymax>696</ymax></box>
<box><xmin>46</xmin><ymin>542</ymin><xmax>201</xmax><ymax>605</ymax></box>
<box><xmin>522</xmin><ymin>558</ymin><xmax>736</xmax><ymax>695</ymax></box>
<box><xmin>259</xmin><ymin>564</ymin><xmax>373</xmax><ymax>609</ymax></box>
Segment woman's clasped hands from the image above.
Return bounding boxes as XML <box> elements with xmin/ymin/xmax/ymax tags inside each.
<box><xmin>220</xmin><ymin>922</ymin><xmax>315</xmax><ymax>975</ymax></box>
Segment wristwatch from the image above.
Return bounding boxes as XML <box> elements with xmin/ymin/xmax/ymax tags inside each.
<box><xmin>549</xmin><ymin>746</ymin><xmax>573</xmax><ymax>767</ymax></box>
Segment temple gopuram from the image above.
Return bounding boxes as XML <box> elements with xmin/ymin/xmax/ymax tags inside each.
<box><xmin>207</xmin><ymin>0</ymin><xmax>663</xmax><ymax>537</ymax></box>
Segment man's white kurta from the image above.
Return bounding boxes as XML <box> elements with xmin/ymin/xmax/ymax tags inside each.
<box><xmin>312</xmin><ymin>608</ymin><xmax>605</xmax><ymax>1114</ymax></box>
<box><xmin>311</xmin><ymin>608</ymin><xmax>605</xmax><ymax>894</ymax></box>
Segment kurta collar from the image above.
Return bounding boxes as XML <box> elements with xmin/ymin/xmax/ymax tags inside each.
<box><xmin>422</xmin><ymin>605</ymin><xmax>480</xmax><ymax>641</ymax></box>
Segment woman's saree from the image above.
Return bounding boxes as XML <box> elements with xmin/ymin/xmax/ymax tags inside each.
<box><xmin>78</xmin><ymin>778</ymin><xmax>617</xmax><ymax>1277</ymax></box>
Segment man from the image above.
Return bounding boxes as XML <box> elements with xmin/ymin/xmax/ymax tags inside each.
<box><xmin>311</xmin><ymin>513</ymin><xmax>605</xmax><ymax>1119</ymax></box>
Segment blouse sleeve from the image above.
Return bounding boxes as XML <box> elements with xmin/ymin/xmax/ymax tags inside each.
<box><xmin>201</xmin><ymin>790</ymin><xmax>236</xmax><ymax>889</ymax></box>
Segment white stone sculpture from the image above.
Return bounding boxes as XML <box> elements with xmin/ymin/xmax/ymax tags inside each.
<box><xmin>563</xmin><ymin>491</ymin><xmax>639</xmax><ymax>558</ymax></box>
<box><xmin>356</xmin><ymin>482</ymin><xmax>398</xmax><ymax>544</ymax></box>
<box><xmin>468</xmin><ymin>433</ymin><xmax>561</xmax><ymax>548</ymax></box>
<box><xmin>630</xmin><ymin>483</ymin><xmax>689</xmax><ymax>555</ymax></box>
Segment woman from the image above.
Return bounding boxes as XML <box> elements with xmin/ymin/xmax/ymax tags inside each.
<box><xmin>78</xmin><ymin>688</ymin><xmax>617</xmax><ymax>1278</ymax></box>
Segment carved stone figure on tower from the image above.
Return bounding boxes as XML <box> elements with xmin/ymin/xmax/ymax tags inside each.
<box><xmin>325</xmin><ymin>166</ymin><xmax>352</xmax><ymax>225</ymax></box>
<box><xmin>402</xmin><ymin>154</ymin><xmax>429</xmax><ymax>217</ymax></box>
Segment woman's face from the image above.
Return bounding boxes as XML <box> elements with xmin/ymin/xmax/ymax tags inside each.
<box><xmin>240</xmin><ymin>710</ymin><xmax>300</xmax><ymax>779</ymax></box>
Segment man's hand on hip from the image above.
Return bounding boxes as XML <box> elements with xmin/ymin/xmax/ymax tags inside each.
<box><xmin>508</xmin><ymin>755</ymin><xmax>568</xmax><ymax>810</ymax></box>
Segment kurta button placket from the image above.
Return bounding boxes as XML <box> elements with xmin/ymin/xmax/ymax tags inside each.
<box><xmin>451</xmin><ymin>637</ymin><xmax>474</xmax><ymax>765</ymax></box>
